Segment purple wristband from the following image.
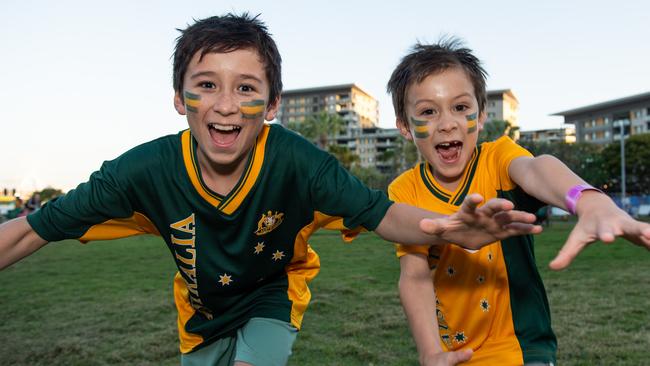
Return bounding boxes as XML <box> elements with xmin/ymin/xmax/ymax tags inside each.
<box><xmin>565</xmin><ymin>184</ymin><xmax>603</xmax><ymax>215</ymax></box>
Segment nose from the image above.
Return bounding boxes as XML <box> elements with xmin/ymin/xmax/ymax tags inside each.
<box><xmin>436</xmin><ymin>110</ymin><xmax>458</xmax><ymax>133</ymax></box>
<box><xmin>212</xmin><ymin>90</ymin><xmax>239</xmax><ymax>116</ymax></box>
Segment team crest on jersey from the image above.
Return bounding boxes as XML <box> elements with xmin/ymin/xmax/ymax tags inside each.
<box><xmin>255</xmin><ymin>210</ymin><xmax>284</xmax><ymax>235</ymax></box>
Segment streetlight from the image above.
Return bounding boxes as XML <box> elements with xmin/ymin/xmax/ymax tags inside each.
<box><xmin>615</xmin><ymin>119</ymin><xmax>627</xmax><ymax>212</ymax></box>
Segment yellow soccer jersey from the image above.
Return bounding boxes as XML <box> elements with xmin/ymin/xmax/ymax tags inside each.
<box><xmin>390</xmin><ymin>136</ymin><xmax>556</xmax><ymax>365</ymax></box>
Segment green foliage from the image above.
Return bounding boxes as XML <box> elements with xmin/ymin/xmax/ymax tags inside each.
<box><xmin>520</xmin><ymin>141</ymin><xmax>607</xmax><ymax>188</ymax></box>
<box><xmin>377</xmin><ymin>137</ymin><xmax>420</xmax><ymax>180</ymax></box>
<box><xmin>479</xmin><ymin>119</ymin><xmax>519</xmax><ymax>143</ymax></box>
<box><xmin>1</xmin><ymin>223</ymin><xmax>649</xmax><ymax>365</ymax></box>
<box><xmin>39</xmin><ymin>186</ymin><xmax>65</xmax><ymax>202</ymax></box>
<box><xmin>601</xmin><ymin>134</ymin><xmax>650</xmax><ymax>195</ymax></box>
<box><xmin>286</xmin><ymin>111</ymin><xmax>344</xmax><ymax>149</ymax></box>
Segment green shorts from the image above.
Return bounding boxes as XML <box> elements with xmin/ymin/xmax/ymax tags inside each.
<box><xmin>180</xmin><ymin>317</ymin><xmax>298</xmax><ymax>366</ymax></box>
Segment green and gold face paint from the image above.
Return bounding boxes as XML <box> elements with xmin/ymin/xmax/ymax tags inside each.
<box><xmin>466</xmin><ymin>112</ymin><xmax>478</xmax><ymax>133</ymax></box>
<box><xmin>240</xmin><ymin>99</ymin><xmax>265</xmax><ymax>119</ymax></box>
<box><xmin>410</xmin><ymin>117</ymin><xmax>430</xmax><ymax>138</ymax></box>
<box><xmin>183</xmin><ymin>91</ymin><xmax>201</xmax><ymax>113</ymax></box>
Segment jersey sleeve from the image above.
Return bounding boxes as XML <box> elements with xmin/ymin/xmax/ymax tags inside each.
<box><xmin>487</xmin><ymin>136</ymin><xmax>544</xmax><ymax>213</ymax></box>
<box><xmin>27</xmin><ymin>155</ymin><xmax>139</xmax><ymax>242</ymax></box>
<box><xmin>308</xmin><ymin>154</ymin><xmax>393</xmax><ymax>233</ymax></box>
<box><xmin>489</xmin><ymin>136</ymin><xmax>533</xmax><ymax>189</ymax></box>
<box><xmin>388</xmin><ymin>170</ymin><xmax>430</xmax><ymax>258</ymax></box>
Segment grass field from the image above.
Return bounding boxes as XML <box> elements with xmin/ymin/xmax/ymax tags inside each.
<box><xmin>1</xmin><ymin>220</ymin><xmax>648</xmax><ymax>365</ymax></box>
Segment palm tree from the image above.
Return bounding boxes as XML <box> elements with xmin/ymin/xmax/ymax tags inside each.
<box><xmin>286</xmin><ymin>111</ymin><xmax>343</xmax><ymax>149</ymax></box>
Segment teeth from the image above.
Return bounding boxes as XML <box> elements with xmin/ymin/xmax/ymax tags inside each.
<box><xmin>208</xmin><ymin>123</ymin><xmax>241</xmax><ymax>132</ymax></box>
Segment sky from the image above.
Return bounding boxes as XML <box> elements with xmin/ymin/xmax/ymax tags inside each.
<box><xmin>1</xmin><ymin>0</ymin><xmax>649</xmax><ymax>193</ymax></box>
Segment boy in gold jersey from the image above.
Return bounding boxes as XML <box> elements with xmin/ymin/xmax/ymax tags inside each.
<box><xmin>386</xmin><ymin>38</ymin><xmax>650</xmax><ymax>365</ymax></box>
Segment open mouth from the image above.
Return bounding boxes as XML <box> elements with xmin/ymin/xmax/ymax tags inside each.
<box><xmin>208</xmin><ymin>123</ymin><xmax>241</xmax><ymax>147</ymax></box>
<box><xmin>435</xmin><ymin>140</ymin><xmax>462</xmax><ymax>162</ymax></box>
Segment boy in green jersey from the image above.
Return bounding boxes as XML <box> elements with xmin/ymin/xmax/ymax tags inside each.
<box><xmin>0</xmin><ymin>13</ymin><xmax>542</xmax><ymax>366</ymax></box>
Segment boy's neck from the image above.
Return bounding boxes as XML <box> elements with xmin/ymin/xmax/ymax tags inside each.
<box><xmin>197</xmin><ymin>153</ymin><xmax>249</xmax><ymax>197</ymax></box>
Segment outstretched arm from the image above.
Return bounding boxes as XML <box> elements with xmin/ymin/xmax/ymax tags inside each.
<box><xmin>399</xmin><ymin>253</ymin><xmax>473</xmax><ymax>366</ymax></box>
<box><xmin>0</xmin><ymin>217</ymin><xmax>48</xmax><ymax>270</ymax></box>
<box><xmin>509</xmin><ymin>154</ymin><xmax>650</xmax><ymax>270</ymax></box>
<box><xmin>376</xmin><ymin>194</ymin><xmax>541</xmax><ymax>250</ymax></box>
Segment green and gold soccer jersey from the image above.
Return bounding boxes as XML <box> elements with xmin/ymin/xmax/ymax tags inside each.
<box><xmin>28</xmin><ymin>123</ymin><xmax>393</xmax><ymax>353</ymax></box>
<box><xmin>389</xmin><ymin>136</ymin><xmax>556</xmax><ymax>365</ymax></box>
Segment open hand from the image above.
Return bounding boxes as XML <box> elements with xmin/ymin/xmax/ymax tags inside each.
<box><xmin>419</xmin><ymin>193</ymin><xmax>542</xmax><ymax>250</ymax></box>
<box><xmin>549</xmin><ymin>192</ymin><xmax>650</xmax><ymax>270</ymax></box>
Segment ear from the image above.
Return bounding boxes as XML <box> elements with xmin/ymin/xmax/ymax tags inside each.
<box><xmin>264</xmin><ymin>96</ymin><xmax>281</xmax><ymax>121</ymax></box>
<box><xmin>477</xmin><ymin>110</ymin><xmax>487</xmax><ymax>132</ymax></box>
<box><xmin>174</xmin><ymin>91</ymin><xmax>187</xmax><ymax>115</ymax></box>
<box><xmin>396</xmin><ymin>117</ymin><xmax>413</xmax><ymax>141</ymax></box>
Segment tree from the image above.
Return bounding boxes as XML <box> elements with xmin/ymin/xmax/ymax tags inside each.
<box><xmin>377</xmin><ymin>136</ymin><xmax>420</xmax><ymax>179</ymax></box>
<box><xmin>479</xmin><ymin>120</ymin><xmax>519</xmax><ymax>143</ymax></box>
<box><xmin>38</xmin><ymin>187</ymin><xmax>65</xmax><ymax>202</ymax></box>
<box><xmin>520</xmin><ymin>141</ymin><xmax>606</xmax><ymax>188</ymax></box>
<box><xmin>601</xmin><ymin>133</ymin><xmax>650</xmax><ymax>195</ymax></box>
<box><xmin>286</xmin><ymin>111</ymin><xmax>343</xmax><ymax>149</ymax></box>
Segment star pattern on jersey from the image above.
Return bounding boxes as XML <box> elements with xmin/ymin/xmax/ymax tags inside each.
<box><xmin>218</xmin><ymin>273</ymin><xmax>233</xmax><ymax>286</ymax></box>
<box><xmin>441</xmin><ymin>334</ymin><xmax>452</xmax><ymax>347</ymax></box>
<box><xmin>480</xmin><ymin>298</ymin><xmax>490</xmax><ymax>312</ymax></box>
<box><xmin>477</xmin><ymin>275</ymin><xmax>485</xmax><ymax>284</ymax></box>
<box><xmin>446</xmin><ymin>265</ymin><xmax>456</xmax><ymax>277</ymax></box>
<box><xmin>254</xmin><ymin>242</ymin><xmax>265</xmax><ymax>254</ymax></box>
<box><xmin>453</xmin><ymin>331</ymin><xmax>467</xmax><ymax>344</ymax></box>
<box><xmin>272</xmin><ymin>250</ymin><xmax>285</xmax><ymax>261</ymax></box>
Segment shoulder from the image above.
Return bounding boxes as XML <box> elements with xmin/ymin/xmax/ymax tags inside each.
<box><xmin>388</xmin><ymin>163</ymin><xmax>421</xmax><ymax>200</ymax></box>
<box><xmin>266</xmin><ymin>123</ymin><xmax>332</xmax><ymax>166</ymax></box>
<box><xmin>101</xmin><ymin>131</ymin><xmax>182</xmax><ymax>179</ymax></box>
<box><xmin>480</xmin><ymin>136</ymin><xmax>529</xmax><ymax>155</ymax></box>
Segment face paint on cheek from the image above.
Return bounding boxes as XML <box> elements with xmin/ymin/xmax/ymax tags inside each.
<box><xmin>410</xmin><ymin>117</ymin><xmax>430</xmax><ymax>138</ymax></box>
<box><xmin>466</xmin><ymin>112</ymin><xmax>478</xmax><ymax>134</ymax></box>
<box><xmin>183</xmin><ymin>91</ymin><xmax>201</xmax><ymax>113</ymax></box>
<box><xmin>240</xmin><ymin>100</ymin><xmax>266</xmax><ymax>119</ymax></box>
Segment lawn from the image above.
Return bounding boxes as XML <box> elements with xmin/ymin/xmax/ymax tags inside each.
<box><xmin>0</xmin><ymin>221</ymin><xmax>648</xmax><ymax>365</ymax></box>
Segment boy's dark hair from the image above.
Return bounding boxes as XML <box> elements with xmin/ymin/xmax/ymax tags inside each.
<box><xmin>173</xmin><ymin>13</ymin><xmax>283</xmax><ymax>103</ymax></box>
<box><xmin>387</xmin><ymin>37</ymin><xmax>487</xmax><ymax>124</ymax></box>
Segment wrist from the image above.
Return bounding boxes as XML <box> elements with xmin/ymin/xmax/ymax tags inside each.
<box><xmin>565</xmin><ymin>184</ymin><xmax>604</xmax><ymax>215</ymax></box>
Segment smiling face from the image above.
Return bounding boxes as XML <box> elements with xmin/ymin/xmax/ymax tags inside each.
<box><xmin>174</xmin><ymin>48</ymin><xmax>279</xmax><ymax>177</ymax></box>
<box><xmin>397</xmin><ymin>67</ymin><xmax>486</xmax><ymax>190</ymax></box>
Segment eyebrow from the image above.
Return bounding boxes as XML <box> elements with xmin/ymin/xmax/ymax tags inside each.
<box><xmin>413</xmin><ymin>92</ymin><xmax>475</xmax><ymax>106</ymax></box>
<box><xmin>189</xmin><ymin>71</ymin><xmax>263</xmax><ymax>84</ymax></box>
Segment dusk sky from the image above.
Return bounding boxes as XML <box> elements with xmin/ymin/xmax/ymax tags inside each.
<box><xmin>2</xmin><ymin>0</ymin><xmax>649</xmax><ymax>192</ymax></box>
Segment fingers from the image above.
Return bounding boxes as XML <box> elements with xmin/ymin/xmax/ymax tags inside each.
<box><xmin>493</xmin><ymin>210</ymin><xmax>537</xmax><ymax>227</ymax></box>
<box><xmin>447</xmin><ymin>349</ymin><xmax>473</xmax><ymax>364</ymax></box>
<box><xmin>459</xmin><ymin>193</ymin><xmax>484</xmax><ymax>214</ymax></box>
<box><xmin>549</xmin><ymin>226</ymin><xmax>588</xmax><ymax>271</ymax></box>
<box><xmin>501</xmin><ymin>222</ymin><xmax>543</xmax><ymax>236</ymax></box>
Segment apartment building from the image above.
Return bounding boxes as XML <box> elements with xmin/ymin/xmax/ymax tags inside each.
<box><xmin>519</xmin><ymin>126</ymin><xmax>576</xmax><ymax>144</ymax></box>
<box><xmin>486</xmin><ymin>89</ymin><xmax>519</xmax><ymax>126</ymax></box>
<box><xmin>277</xmin><ymin>83</ymin><xmax>379</xmax><ymax>131</ymax></box>
<box><xmin>552</xmin><ymin>91</ymin><xmax>650</xmax><ymax>144</ymax></box>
